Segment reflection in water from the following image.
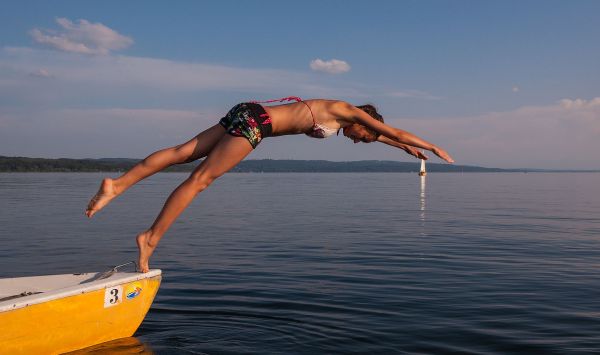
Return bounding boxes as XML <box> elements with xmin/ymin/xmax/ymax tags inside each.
<box><xmin>65</xmin><ymin>337</ymin><xmax>153</xmax><ymax>355</ymax></box>
<box><xmin>5</xmin><ymin>173</ymin><xmax>600</xmax><ymax>354</ymax></box>
<box><xmin>419</xmin><ymin>175</ymin><xmax>426</xmax><ymax>236</ymax></box>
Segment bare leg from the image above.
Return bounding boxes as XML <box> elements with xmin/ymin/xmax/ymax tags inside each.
<box><xmin>136</xmin><ymin>134</ymin><xmax>254</xmax><ymax>272</ymax></box>
<box><xmin>85</xmin><ymin>124</ymin><xmax>226</xmax><ymax>217</ymax></box>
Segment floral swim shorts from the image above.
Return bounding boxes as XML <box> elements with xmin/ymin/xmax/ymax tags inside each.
<box><xmin>219</xmin><ymin>102</ymin><xmax>273</xmax><ymax>149</ymax></box>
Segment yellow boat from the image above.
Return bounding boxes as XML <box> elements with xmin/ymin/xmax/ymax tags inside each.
<box><xmin>0</xmin><ymin>263</ymin><xmax>161</xmax><ymax>354</ymax></box>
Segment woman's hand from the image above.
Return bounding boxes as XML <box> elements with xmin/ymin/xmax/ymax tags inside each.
<box><xmin>403</xmin><ymin>145</ymin><xmax>428</xmax><ymax>160</ymax></box>
<box><xmin>432</xmin><ymin>146</ymin><xmax>454</xmax><ymax>163</ymax></box>
<box><xmin>376</xmin><ymin>135</ymin><xmax>431</xmax><ymax>160</ymax></box>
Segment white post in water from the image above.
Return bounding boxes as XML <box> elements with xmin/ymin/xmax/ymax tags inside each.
<box><xmin>418</xmin><ymin>155</ymin><xmax>427</xmax><ymax>176</ymax></box>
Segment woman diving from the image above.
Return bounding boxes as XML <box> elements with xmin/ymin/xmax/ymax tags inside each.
<box><xmin>85</xmin><ymin>97</ymin><xmax>454</xmax><ymax>272</ymax></box>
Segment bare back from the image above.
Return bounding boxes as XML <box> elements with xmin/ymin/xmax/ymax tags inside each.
<box><xmin>263</xmin><ymin>99</ymin><xmax>350</xmax><ymax>136</ymax></box>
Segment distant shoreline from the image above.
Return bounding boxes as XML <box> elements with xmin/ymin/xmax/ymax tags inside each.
<box><xmin>0</xmin><ymin>156</ymin><xmax>598</xmax><ymax>173</ymax></box>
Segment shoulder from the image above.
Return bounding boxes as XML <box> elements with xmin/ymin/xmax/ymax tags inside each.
<box><xmin>322</xmin><ymin>100</ymin><xmax>356</xmax><ymax>118</ymax></box>
<box><xmin>304</xmin><ymin>99</ymin><xmax>360</xmax><ymax>122</ymax></box>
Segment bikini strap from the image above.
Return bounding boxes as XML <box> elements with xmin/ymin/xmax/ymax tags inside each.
<box><xmin>299</xmin><ymin>101</ymin><xmax>316</xmax><ymax>126</ymax></box>
<box><xmin>249</xmin><ymin>96</ymin><xmax>303</xmax><ymax>104</ymax></box>
<box><xmin>250</xmin><ymin>96</ymin><xmax>316</xmax><ymax>125</ymax></box>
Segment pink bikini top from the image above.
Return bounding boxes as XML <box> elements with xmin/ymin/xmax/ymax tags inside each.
<box><xmin>250</xmin><ymin>96</ymin><xmax>338</xmax><ymax>139</ymax></box>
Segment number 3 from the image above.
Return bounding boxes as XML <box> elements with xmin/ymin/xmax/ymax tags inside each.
<box><xmin>104</xmin><ymin>286</ymin><xmax>123</xmax><ymax>308</ymax></box>
<box><xmin>110</xmin><ymin>288</ymin><xmax>119</xmax><ymax>304</ymax></box>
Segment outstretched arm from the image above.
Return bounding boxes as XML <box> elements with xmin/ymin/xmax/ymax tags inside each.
<box><xmin>389</xmin><ymin>126</ymin><xmax>454</xmax><ymax>163</ymax></box>
<box><xmin>336</xmin><ymin>102</ymin><xmax>454</xmax><ymax>163</ymax></box>
<box><xmin>377</xmin><ymin>135</ymin><xmax>428</xmax><ymax>160</ymax></box>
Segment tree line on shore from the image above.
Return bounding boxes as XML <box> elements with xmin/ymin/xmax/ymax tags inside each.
<box><xmin>0</xmin><ymin>156</ymin><xmax>515</xmax><ymax>173</ymax></box>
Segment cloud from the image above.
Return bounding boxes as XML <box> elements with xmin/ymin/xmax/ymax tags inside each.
<box><xmin>29</xmin><ymin>18</ymin><xmax>133</xmax><ymax>55</ymax></box>
<box><xmin>387</xmin><ymin>97</ymin><xmax>600</xmax><ymax>169</ymax></box>
<box><xmin>0</xmin><ymin>107</ymin><xmax>217</xmax><ymax>158</ymax></box>
<box><xmin>0</xmin><ymin>47</ymin><xmax>368</xmax><ymax>104</ymax></box>
<box><xmin>3</xmin><ymin>44</ymin><xmax>598</xmax><ymax>168</ymax></box>
<box><xmin>2</xmin><ymin>93</ymin><xmax>599</xmax><ymax>169</ymax></box>
<box><xmin>387</xmin><ymin>90</ymin><xmax>442</xmax><ymax>100</ymax></box>
<box><xmin>28</xmin><ymin>68</ymin><xmax>52</xmax><ymax>78</ymax></box>
<box><xmin>0</xmin><ymin>47</ymin><xmax>298</xmax><ymax>92</ymax></box>
<box><xmin>310</xmin><ymin>58</ymin><xmax>351</xmax><ymax>74</ymax></box>
<box><xmin>559</xmin><ymin>97</ymin><xmax>600</xmax><ymax>109</ymax></box>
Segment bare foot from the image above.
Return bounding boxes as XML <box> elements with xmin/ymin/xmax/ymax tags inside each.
<box><xmin>136</xmin><ymin>231</ymin><xmax>158</xmax><ymax>273</ymax></box>
<box><xmin>85</xmin><ymin>178</ymin><xmax>118</xmax><ymax>218</ymax></box>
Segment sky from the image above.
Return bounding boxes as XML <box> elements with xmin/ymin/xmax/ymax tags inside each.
<box><xmin>0</xmin><ymin>1</ymin><xmax>598</xmax><ymax>169</ymax></box>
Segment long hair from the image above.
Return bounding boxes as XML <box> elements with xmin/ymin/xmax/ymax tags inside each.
<box><xmin>356</xmin><ymin>104</ymin><xmax>384</xmax><ymax>138</ymax></box>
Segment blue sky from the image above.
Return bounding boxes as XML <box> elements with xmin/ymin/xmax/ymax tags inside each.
<box><xmin>0</xmin><ymin>1</ymin><xmax>599</xmax><ymax>169</ymax></box>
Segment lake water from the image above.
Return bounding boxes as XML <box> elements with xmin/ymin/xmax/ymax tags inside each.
<box><xmin>1</xmin><ymin>172</ymin><xmax>599</xmax><ymax>354</ymax></box>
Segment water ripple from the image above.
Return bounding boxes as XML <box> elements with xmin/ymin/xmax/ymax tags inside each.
<box><xmin>2</xmin><ymin>173</ymin><xmax>600</xmax><ymax>354</ymax></box>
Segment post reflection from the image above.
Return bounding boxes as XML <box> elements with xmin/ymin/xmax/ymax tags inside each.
<box><xmin>419</xmin><ymin>175</ymin><xmax>426</xmax><ymax>235</ymax></box>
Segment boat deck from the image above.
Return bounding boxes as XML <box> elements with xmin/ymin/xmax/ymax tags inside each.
<box><xmin>0</xmin><ymin>269</ymin><xmax>161</xmax><ymax>312</ymax></box>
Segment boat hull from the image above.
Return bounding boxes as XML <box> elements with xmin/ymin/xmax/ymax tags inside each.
<box><xmin>0</xmin><ymin>273</ymin><xmax>161</xmax><ymax>354</ymax></box>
